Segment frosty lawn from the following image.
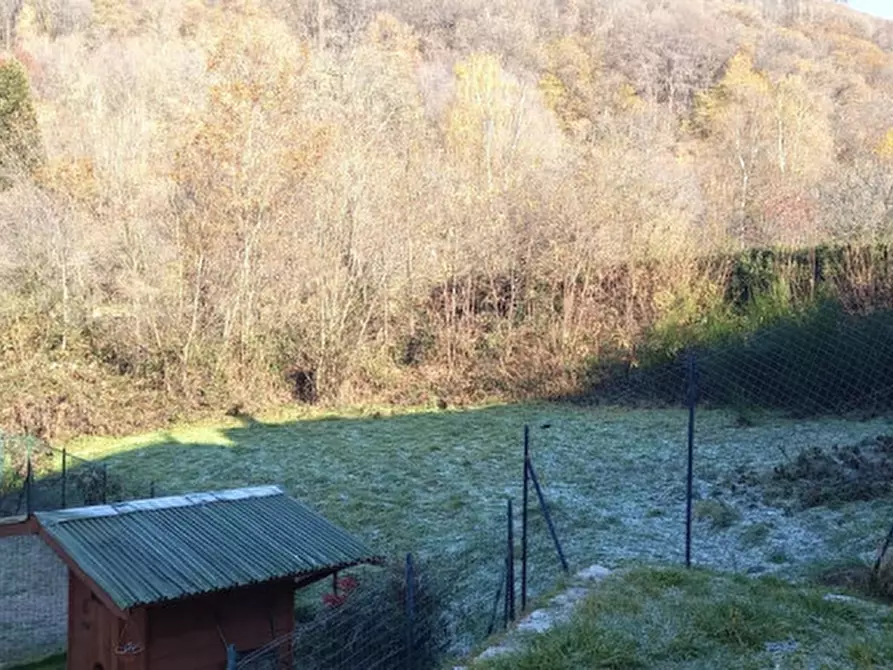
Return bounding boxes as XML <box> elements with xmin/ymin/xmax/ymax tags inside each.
<box><xmin>64</xmin><ymin>403</ymin><xmax>893</xmax><ymax>649</ymax></box>
<box><xmin>471</xmin><ymin>565</ymin><xmax>893</xmax><ymax>669</ymax></box>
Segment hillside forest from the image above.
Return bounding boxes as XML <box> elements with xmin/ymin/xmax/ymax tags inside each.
<box><xmin>1</xmin><ymin>0</ymin><xmax>892</xmax><ymax>438</ymax></box>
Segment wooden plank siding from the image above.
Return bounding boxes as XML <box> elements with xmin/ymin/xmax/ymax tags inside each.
<box><xmin>145</xmin><ymin>580</ymin><xmax>295</xmax><ymax>670</ymax></box>
<box><xmin>64</xmin><ymin>573</ymin><xmax>294</xmax><ymax>670</ymax></box>
<box><xmin>0</xmin><ymin>515</ymin><xmax>36</xmax><ymax>538</ymax></box>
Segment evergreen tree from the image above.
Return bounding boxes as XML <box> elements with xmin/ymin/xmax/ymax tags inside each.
<box><xmin>0</xmin><ymin>55</ymin><xmax>42</xmax><ymax>188</ymax></box>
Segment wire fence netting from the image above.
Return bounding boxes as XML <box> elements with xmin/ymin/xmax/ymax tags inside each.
<box><xmin>0</xmin><ymin>533</ymin><xmax>66</xmax><ymax>669</ymax></box>
<box><xmin>576</xmin><ymin>248</ymin><xmax>893</xmax><ymax>577</ymax></box>
<box><xmin>0</xmin><ymin>437</ymin><xmax>164</xmax><ymax>668</ymax></box>
<box><xmin>6</xmin><ymin>245</ymin><xmax>893</xmax><ymax>667</ymax></box>
<box><xmin>233</xmin><ymin>496</ymin><xmax>579</xmax><ymax>670</ymax></box>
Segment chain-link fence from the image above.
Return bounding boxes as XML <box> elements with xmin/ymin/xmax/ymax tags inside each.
<box><xmin>576</xmin><ymin>245</ymin><xmax>893</xmax><ymax>578</ymax></box>
<box><xmin>236</xmin><ymin>556</ymin><xmax>450</xmax><ymax>670</ymax></box>
<box><xmin>0</xmin><ymin>478</ymin><xmax>569</xmax><ymax>669</ymax></box>
<box><xmin>0</xmin><ymin>533</ymin><xmax>66</xmax><ymax>669</ymax></box>
<box><xmin>0</xmin><ymin>435</ymin><xmax>162</xmax><ymax>668</ymax></box>
<box><xmin>0</xmin><ymin>436</ymin><xmax>161</xmax><ymax>520</ymax></box>
<box><xmin>229</xmin><ymin>486</ymin><xmax>577</xmax><ymax>670</ymax></box>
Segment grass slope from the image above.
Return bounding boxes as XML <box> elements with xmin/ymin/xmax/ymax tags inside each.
<box><xmin>53</xmin><ymin>403</ymin><xmax>893</xmax><ymax>651</ymax></box>
<box><xmin>471</xmin><ymin>566</ymin><xmax>893</xmax><ymax>670</ymax></box>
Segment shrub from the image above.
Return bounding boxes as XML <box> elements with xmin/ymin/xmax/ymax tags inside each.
<box><xmin>285</xmin><ymin>559</ymin><xmax>451</xmax><ymax>670</ymax></box>
<box><xmin>693</xmin><ymin>499</ymin><xmax>741</xmax><ymax>530</ymax></box>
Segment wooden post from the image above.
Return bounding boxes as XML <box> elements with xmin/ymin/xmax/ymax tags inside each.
<box><xmin>872</xmin><ymin>520</ymin><xmax>893</xmax><ymax>583</ymax></box>
<box><xmin>25</xmin><ymin>454</ymin><xmax>32</xmax><ymax>517</ymax></box>
<box><xmin>503</xmin><ymin>553</ymin><xmax>509</xmax><ymax>629</ymax></box>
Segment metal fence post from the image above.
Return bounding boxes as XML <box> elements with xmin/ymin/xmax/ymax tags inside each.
<box><xmin>528</xmin><ymin>459</ymin><xmax>569</xmax><ymax>572</ymax></box>
<box><xmin>872</xmin><ymin>520</ymin><xmax>893</xmax><ymax>583</ymax></box>
<box><xmin>150</xmin><ymin>480</ymin><xmax>156</xmax><ymax>498</ymax></box>
<box><xmin>503</xmin><ymin>553</ymin><xmax>509</xmax><ymax>628</ymax></box>
<box><xmin>521</xmin><ymin>425</ymin><xmax>529</xmax><ymax>612</ymax></box>
<box><xmin>61</xmin><ymin>447</ymin><xmax>67</xmax><ymax>509</ymax></box>
<box><xmin>685</xmin><ymin>351</ymin><xmax>698</xmax><ymax>569</ymax></box>
<box><xmin>101</xmin><ymin>464</ymin><xmax>108</xmax><ymax>505</ymax></box>
<box><xmin>25</xmin><ymin>454</ymin><xmax>32</xmax><ymax>517</ymax></box>
<box><xmin>506</xmin><ymin>498</ymin><xmax>515</xmax><ymax>622</ymax></box>
<box><xmin>405</xmin><ymin>553</ymin><xmax>415</xmax><ymax>670</ymax></box>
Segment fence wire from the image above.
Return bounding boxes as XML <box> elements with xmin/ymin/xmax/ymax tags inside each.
<box><xmin>235</xmin><ymin>557</ymin><xmax>466</xmax><ymax>670</ymax></box>
<box><xmin>0</xmin><ymin>439</ymin><xmax>161</xmax><ymax>668</ymax></box>
<box><xmin>577</xmin><ymin>248</ymin><xmax>893</xmax><ymax>575</ymax></box>
<box><xmin>1</xmin><ymin>439</ymin><xmax>160</xmax><ymax>520</ymax></box>
<box><xmin>0</xmin><ymin>533</ymin><xmax>66</xmax><ymax>669</ymax></box>
<box><xmin>234</xmin><ymin>495</ymin><xmax>576</xmax><ymax>670</ymax></box>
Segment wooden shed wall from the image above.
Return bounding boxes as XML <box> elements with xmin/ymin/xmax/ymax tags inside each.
<box><xmin>67</xmin><ymin>572</ymin><xmax>147</xmax><ymax>670</ymax></box>
<box><xmin>145</xmin><ymin>580</ymin><xmax>295</xmax><ymax>670</ymax></box>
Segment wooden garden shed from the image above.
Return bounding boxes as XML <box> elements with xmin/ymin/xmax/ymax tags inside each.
<box><xmin>32</xmin><ymin>485</ymin><xmax>381</xmax><ymax>670</ymax></box>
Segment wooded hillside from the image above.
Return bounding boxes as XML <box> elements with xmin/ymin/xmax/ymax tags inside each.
<box><xmin>1</xmin><ymin>0</ymin><xmax>892</xmax><ymax>438</ymax></box>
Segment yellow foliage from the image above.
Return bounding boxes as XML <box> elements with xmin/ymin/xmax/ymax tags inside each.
<box><xmin>613</xmin><ymin>82</ymin><xmax>642</xmax><ymax>113</ymax></box>
<box><xmin>446</xmin><ymin>53</ymin><xmax>517</xmax><ymax>164</ymax></box>
<box><xmin>537</xmin><ymin>36</ymin><xmax>596</xmax><ymax>134</ymax></box>
<box><xmin>793</xmin><ymin>58</ymin><xmax>815</xmax><ymax>75</ymax></box>
<box><xmin>876</xmin><ymin>129</ymin><xmax>893</xmax><ymax>161</ymax></box>
<box><xmin>694</xmin><ymin>50</ymin><xmax>772</xmax><ymax>137</ymax></box>
<box><xmin>172</xmin><ymin>9</ymin><xmax>319</xmax><ymax>227</ymax></box>
<box><xmin>14</xmin><ymin>2</ymin><xmax>40</xmax><ymax>39</ymax></box>
<box><xmin>831</xmin><ymin>35</ymin><xmax>889</xmax><ymax>77</ymax></box>
<box><xmin>91</xmin><ymin>0</ymin><xmax>140</xmax><ymax>37</ymax></box>
<box><xmin>722</xmin><ymin>50</ymin><xmax>771</xmax><ymax>97</ymax></box>
<box><xmin>34</xmin><ymin>157</ymin><xmax>99</xmax><ymax>210</ymax></box>
<box><xmin>538</xmin><ymin>73</ymin><xmax>565</xmax><ymax>115</ymax></box>
<box><xmin>365</xmin><ymin>12</ymin><xmax>419</xmax><ymax>56</ymax></box>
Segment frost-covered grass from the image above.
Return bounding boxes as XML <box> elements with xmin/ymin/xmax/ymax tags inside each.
<box><xmin>470</xmin><ymin>565</ymin><xmax>893</xmax><ymax>669</ymax></box>
<box><xmin>63</xmin><ymin>403</ymin><xmax>893</xmax><ymax>651</ymax></box>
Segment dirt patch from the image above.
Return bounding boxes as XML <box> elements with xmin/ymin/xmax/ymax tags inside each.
<box><xmin>0</xmin><ymin>535</ymin><xmax>67</xmax><ymax>668</ymax></box>
<box><xmin>723</xmin><ymin>434</ymin><xmax>893</xmax><ymax>510</ymax></box>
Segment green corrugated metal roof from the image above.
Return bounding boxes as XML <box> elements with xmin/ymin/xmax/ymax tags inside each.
<box><xmin>35</xmin><ymin>485</ymin><xmax>381</xmax><ymax>610</ymax></box>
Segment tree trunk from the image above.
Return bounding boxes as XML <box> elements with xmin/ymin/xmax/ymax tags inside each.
<box><xmin>316</xmin><ymin>0</ymin><xmax>325</xmax><ymax>51</ymax></box>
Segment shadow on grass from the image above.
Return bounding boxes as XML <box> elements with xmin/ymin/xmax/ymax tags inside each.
<box><xmin>577</xmin><ymin>300</ymin><xmax>893</xmax><ymax>418</ymax></box>
<box><xmin>7</xmin><ymin>404</ymin><xmax>582</xmax><ymax>666</ymax></box>
<box><xmin>49</xmin><ymin>405</ymin><xmax>541</xmax><ymax>551</ymax></box>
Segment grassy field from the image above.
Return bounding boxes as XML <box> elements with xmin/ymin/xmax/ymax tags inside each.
<box><xmin>7</xmin><ymin>401</ymin><xmax>893</xmax><ymax>662</ymax></box>
<box><xmin>65</xmin><ymin>402</ymin><xmax>893</xmax><ymax>570</ymax></box>
<box><xmin>470</xmin><ymin>565</ymin><xmax>893</xmax><ymax>669</ymax></box>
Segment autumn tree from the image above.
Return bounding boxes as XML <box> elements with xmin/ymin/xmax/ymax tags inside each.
<box><xmin>2</xmin><ymin>0</ymin><xmax>893</xmax><ymax>433</ymax></box>
<box><xmin>171</xmin><ymin>4</ymin><xmax>325</xmax><ymax>392</ymax></box>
